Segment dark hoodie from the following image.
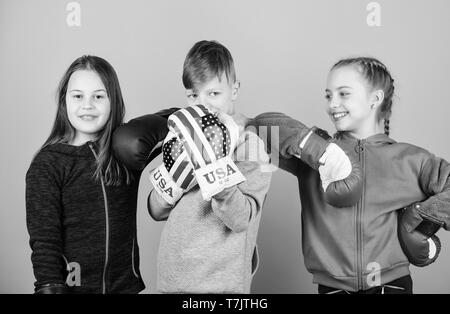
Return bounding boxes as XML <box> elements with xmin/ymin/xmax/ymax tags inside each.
<box><xmin>280</xmin><ymin>133</ymin><xmax>450</xmax><ymax>292</ymax></box>
<box><xmin>25</xmin><ymin>142</ymin><xmax>145</xmax><ymax>294</ymax></box>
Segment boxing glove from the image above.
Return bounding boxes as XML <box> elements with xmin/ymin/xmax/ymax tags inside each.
<box><xmin>247</xmin><ymin>112</ymin><xmax>363</xmax><ymax>208</ymax></box>
<box><xmin>149</xmin><ymin>132</ymin><xmax>197</xmax><ymax>205</ymax></box>
<box><xmin>168</xmin><ymin>105</ymin><xmax>246</xmax><ymax>200</ymax></box>
<box><xmin>398</xmin><ymin>203</ymin><xmax>443</xmax><ymax>267</ymax></box>
<box><xmin>112</xmin><ymin>108</ymin><xmax>180</xmax><ymax>171</ymax></box>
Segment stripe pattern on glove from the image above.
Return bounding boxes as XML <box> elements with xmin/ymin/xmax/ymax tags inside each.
<box><xmin>162</xmin><ymin>136</ymin><xmax>195</xmax><ymax>190</ymax></box>
<box><xmin>168</xmin><ymin>105</ymin><xmax>245</xmax><ymax>199</ymax></box>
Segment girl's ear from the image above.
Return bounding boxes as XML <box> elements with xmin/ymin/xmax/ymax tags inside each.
<box><xmin>371</xmin><ymin>89</ymin><xmax>385</xmax><ymax>109</ymax></box>
<box><xmin>231</xmin><ymin>80</ymin><xmax>240</xmax><ymax>101</ymax></box>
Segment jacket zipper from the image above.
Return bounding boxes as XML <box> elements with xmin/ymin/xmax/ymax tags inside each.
<box><xmin>131</xmin><ymin>237</ymin><xmax>139</xmax><ymax>278</ymax></box>
<box><xmin>88</xmin><ymin>143</ymin><xmax>110</xmax><ymax>294</ymax></box>
<box><xmin>355</xmin><ymin>140</ymin><xmax>365</xmax><ymax>291</ymax></box>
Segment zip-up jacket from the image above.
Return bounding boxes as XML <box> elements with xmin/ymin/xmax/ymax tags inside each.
<box><xmin>280</xmin><ymin>132</ymin><xmax>450</xmax><ymax>291</ymax></box>
<box><xmin>25</xmin><ymin>142</ymin><xmax>145</xmax><ymax>294</ymax></box>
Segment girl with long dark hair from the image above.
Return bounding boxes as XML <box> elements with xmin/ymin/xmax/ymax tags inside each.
<box><xmin>26</xmin><ymin>55</ymin><xmax>145</xmax><ymax>293</ymax></box>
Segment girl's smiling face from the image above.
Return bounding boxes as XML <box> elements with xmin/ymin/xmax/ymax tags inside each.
<box><xmin>325</xmin><ymin>65</ymin><xmax>381</xmax><ymax>139</ymax></box>
<box><xmin>66</xmin><ymin>70</ymin><xmax>111</xmax><ymax>145</ymax></box>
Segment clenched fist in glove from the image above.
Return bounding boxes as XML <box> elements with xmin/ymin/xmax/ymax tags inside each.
<box><xmin>247</xmin><ymin>112</ymin><xmax>363</xmax><ymax>208</ymax></box>
<box><xmin>398</xmin><ymin>203</ymin><xmax>443</xmax><ymax>267</ymax></box>
<box><xmin>112</xmin><ymin>108</ymin><xmax>180</xmax><ymax>171</ymax></box>
<box><xmin>168</xmin><ymin>105</ymin><xmax>246</xmax><ymax>200</ymax></box>
<box><xmin>149</xmin><ymin>132</ymin><xmax>197</xmax><ymax>205</ymax></box>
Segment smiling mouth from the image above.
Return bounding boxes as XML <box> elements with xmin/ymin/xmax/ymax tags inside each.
<box><xmin>331</xmin><ymin>112</ymin><xmax>349</xmax><ymax>121</ymax></box>
<box><xmin>79</xmin><ymin>115</ymin><xmax>98</xmax><ymax>121</ymax></box>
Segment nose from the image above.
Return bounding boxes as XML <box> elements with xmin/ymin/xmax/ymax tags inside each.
<box><xmin>82</xmin><ymin>97</ymin><xmax>95</xmax><ymax>110</ymax></box>
<box><xmin>329</xmin><ymin>98</ymin><xmax>340</xmax><ymax>110</ymax></box>
<box><xmin>194</xmin><ymin>96</ymin><xmax>213</xmax><ymax>110</ymax></box>
<box><xmin>194</xmin><ymin>94</ymin><xmax>206</xmax><ymax>106</ymax></box>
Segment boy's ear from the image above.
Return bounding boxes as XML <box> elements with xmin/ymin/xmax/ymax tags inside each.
<box><xmin>371</xmin><ymin>89</ymin><xmax>384</xmax><ymax>109</ymax></box>
<box><xmin>231</xmin><ymin>80</ymin><xmax>240</xmax><ymax>101</ymax></box>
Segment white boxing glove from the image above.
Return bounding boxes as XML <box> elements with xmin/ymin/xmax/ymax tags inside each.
<box><xmin>318</xmin><ymin>143</ymin><xmax>352</xmax><ymax>192</ymax></box>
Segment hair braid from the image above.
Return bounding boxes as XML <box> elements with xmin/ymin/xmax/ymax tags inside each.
<box><xmin>384</xmin><ymin>118</ymin><xmax>390</xmax><ymax>136</ymax></box>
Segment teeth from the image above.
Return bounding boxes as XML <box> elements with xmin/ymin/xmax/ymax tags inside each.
<box><xmin>332</xmin><ymin>112</ymin><xmax>348</xmax><ymax>119</ymax></box>
<box><xmin>80</xmin><ymin>115</ymin><xmax>96</xmax><ymax>121</ymax></box>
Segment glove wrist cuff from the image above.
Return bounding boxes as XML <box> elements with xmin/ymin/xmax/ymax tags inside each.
<box><xmin>404</xmin><ymin>203</ymin><xmax>444</xmax><ymax>236</ymax></box>
<box><xmin>149</xmin><ymin>164</ymin><xmax>184</xmax><ymax>205</ymax></box>
<box><xmin>416</xmin><ymin>217</ymin><xmax>443</xmax><ymax>238</ymax></box>
<box><xmin>298</xmin><ymin>130</ymin><xmax>314</xmax><ymax>151</ymax></box>
<box><xmin>297</xmin><ymin>132</ymin><xmax>329</xmax><ymax>170</ymax></box>
<box><xmin>195</xmin><ymin>155</ymin><xmax>246</xmax><ymax>200</ymax></box>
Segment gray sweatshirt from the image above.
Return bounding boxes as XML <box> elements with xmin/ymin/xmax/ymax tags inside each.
<box><xmin>149</xmin><ymin>131</ymin><xmax>272</xmax><ymax>293</ymax></box>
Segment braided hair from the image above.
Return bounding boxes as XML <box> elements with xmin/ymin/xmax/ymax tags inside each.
<box><xmin>331</xmin><ymin>57</ymin><xmax>395</xmax><ymax>136</ymax></box>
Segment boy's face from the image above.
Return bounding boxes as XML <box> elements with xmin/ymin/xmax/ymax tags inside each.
<box><xmin>185</xmin><ymin>72</ymin><xmax>239</xmax><ymax>115</ymax></box>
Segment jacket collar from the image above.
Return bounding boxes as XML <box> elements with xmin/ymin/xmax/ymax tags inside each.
<box><xmin>338</xmin><ymin>132</ymin><xmax>396</xmax><ymax>145</ymax></box>
<box><xmin>43</xmin><ymin>141</ymin><xmax>99</xmax><ymax>157</ymax></box>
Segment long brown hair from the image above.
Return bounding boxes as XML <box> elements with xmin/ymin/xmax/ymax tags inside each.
<box><xmin>42</xmin><ymin>55</ymin><xmax>130</xmax><ymax>185</ymax></box>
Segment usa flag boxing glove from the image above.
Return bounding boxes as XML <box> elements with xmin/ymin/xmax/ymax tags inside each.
<box><xmin>149</xmin><ymin>131</ymin><xmax>197</xmax><ymax>205</ymax></box>
<box><xmin>168</xmin><ymin>105</ymin><xmax>246</xmax><ymax>200</ymax></box>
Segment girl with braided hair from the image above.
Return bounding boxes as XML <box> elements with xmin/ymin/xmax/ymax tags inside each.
<box><xmin>303</xmin><ymin>56</ymin><xmax>450</xmax><ymax>294</ymax></box>
<box><xmin>246</xmin><ymin>55</ymin><xmax>450</xmax><ymax>293</ymax></box>
<box><xmin>249</xmin><ymin>56</ymin><xmax>450</xmax><ymax>293</ymax></box>
<box><xmin>330</xmin><ymin>57</ymin><xmax>394</xmax><ymax>139</ymax></box>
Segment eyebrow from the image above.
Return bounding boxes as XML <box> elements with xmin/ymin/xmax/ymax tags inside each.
<box><xmin>325</xmin><ymin>86</ymin><xmax>353</xmax><ymax>92</ymax></box>
<box><xmin>69</xmin><ymin>89</ymin><xmax>106</xmax><ymax>92</ymax></box>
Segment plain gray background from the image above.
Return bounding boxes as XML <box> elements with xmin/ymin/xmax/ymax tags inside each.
<box><xmin>1</xmin><ymin>0</ymin><xmax>450</xmax><ymax>294</ymax></box>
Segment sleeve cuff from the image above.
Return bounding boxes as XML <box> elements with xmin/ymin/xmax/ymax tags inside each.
<box><xmin>35</xmin><ymin>283</ymin><xmax>69</xmax><ymax>294</ymax></box>
<box><xmin>212</xmin><ymin>185</ymin><xmax>238</xmax><ymax>200</ymax></box>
